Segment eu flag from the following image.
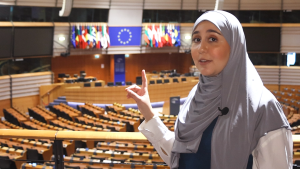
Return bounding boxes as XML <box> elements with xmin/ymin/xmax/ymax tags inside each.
<box><xmin>109</xmin><ymin>27</ymin><xmax>142</xmax><ymax>46</ymax></box>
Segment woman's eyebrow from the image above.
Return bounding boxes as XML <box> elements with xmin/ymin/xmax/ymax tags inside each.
<box><xmin>207</xmin><ymin>29</ymin><xmax>221</xmax><ymax>35</ymax></box>
<box><xmin>192</xmin><ymin>31</ymin><xmax>199</xmax><ymax>35</ymax></box>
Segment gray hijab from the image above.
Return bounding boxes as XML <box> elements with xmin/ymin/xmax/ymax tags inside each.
<box><xmin>171</xmin><ymin>10</ymin><xmax>291</xmax><ymax>169</ymax></box>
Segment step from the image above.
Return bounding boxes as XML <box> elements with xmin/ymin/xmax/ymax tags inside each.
<box><xmin>58</xmin><ymin>96</ymin><xmax>66</xmax><ymax>100</ymax></box>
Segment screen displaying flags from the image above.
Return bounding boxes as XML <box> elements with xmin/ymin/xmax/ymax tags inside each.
<box><xmin>143</xmin><ymin>24</ymin><xmax>181</xmax><ymax>48</ymax></box>
<box><xmin>71</xmin><ymin>24</ymin><xmax>110</xmax><ymax>49</ymax></box>
<box><xmin>109</xmin><ymin>27</ymin><xmax>142</xmax><ymax>46</ymax></box>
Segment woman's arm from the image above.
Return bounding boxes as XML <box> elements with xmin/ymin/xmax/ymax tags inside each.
<box><xmin>138</xmin><ymin>116</ymin><xmax>175</xmax><ymax>166</ymax></box>
<box><xmin>252</xmin><ymin>128</ymin><xmax>293</xmax><ymax>169</ymax></box>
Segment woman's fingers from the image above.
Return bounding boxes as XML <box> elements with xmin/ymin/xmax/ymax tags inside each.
<box><xmin>125</xmin><ymin>85</ymin><xmax>141</xmax><ymax>93</ymax></box>
<box><xmin>126</xmin><ymin>88</ymin><xmax>141</xmax><ymax>102</ymax></box>
<box><xmin>141</xmin><ymin>69</ymin><xmax>148</xmax><ymax>89</ymax></box>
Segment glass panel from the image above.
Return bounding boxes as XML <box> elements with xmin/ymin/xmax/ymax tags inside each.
<box><xmin>143</xmin><ymin>10</ymin><xmax>181</xmax><ymax>23</ymax></box>
<box><xmin>238</xmin><ymin>10</ymin><xmax>281</xmax><ymax>23</ymax></box>
<box><xmin>181</xmin><ymin>10</ymin><xmax>204</xmax><ymax>23</ymax></box>
<box><xmin>248</xmin><ymin>53</ymin><xmax>280</xmax><ymax>65</ymax></box>
<box><xmin>282</xmin><ymin>10</ymin><xmax>300</xmax><ymax>23</ymax></box>
<box><xmin>280</xmin><ymin>53</ymin><xmax>300</xmax><ymax>66</ymax></box>
<box><xmin>93</xmin><ymin>9</ymin><xmax>109</xmax><ymax>22</ymax></box>
<box><xmin>52</xmin><ymin>7</ymin><xmax>69</xmax><ymax>22</ymax></box>
<box><xmin>12</xmin><ymin>6</ymin><xmax>53</xmax><ymax>22</ymax></box>
<box><xmin>69</xmin><ymin>8</ymin><xmax>109</xmax><ymax>22</ymax></box>
<box><xmin>9</xmin><ymin>57</ymin><xmax>51</xmax><ymax>75</ymax></box>
<box><xmin>0</xmin><ymin>5</ymin><xmax>12</xmax><ymax>21</ymax></box>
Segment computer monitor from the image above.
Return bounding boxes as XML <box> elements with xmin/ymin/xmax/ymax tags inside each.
<box><xmin>149</xmin><ymin>80</ymin><xmax>155</xmax><ymax>85</ymax></box>
<box><xmin>84</xmin><ymin>83</ymin><xmax>91</xmax><ymax>87</ymax></box>
<box><xmin>126</xmin><ymin>82</ymin><xmax>132</xmax><ymax>85</ymax></box>
<box><xmin>107</xmin><ymin>82</ymin><xmax>114</xmax><ymax>86</ymax></box>
<box><xmin>173</xmin><ymin>78</ymin><xmax>179</xmax><ymax>83</ymax></box>
<box><xmin>181</xmin><ymin>78</ymin><xmax>187</xmax><ymax>82</ymax></box>
<box><xmin>95</xmin><ymin>82</ymin><xmax>102</xmax><ymax>87</ymax></box>
<box><xmin>115</xmin><ymin>82</ymin><xmax>122</xmax><ymax>86</ymax></box>
<box><xmin>156</xmin><ymin>79</ymin><xmax>163</xmax><ymax>84</ymax></box>
<box><xmin>164</xmin><ymin>79</ymin><xmax>170</xmax><ymax>83</ymax></box>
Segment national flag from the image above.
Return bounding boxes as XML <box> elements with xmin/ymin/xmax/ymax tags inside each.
<box><xmin>109</xmin><ymin>26</ymin><xmax>142</xmax><ymax>46</ymax></box>
<box><xmin>71</xmin><ymin>26</ymin><xmax>76</xmax><ymax>48</ymax></box>
<box><xmin>81</xmin><ymin>26</ymin><xmax>87</xmax><ymax>49</ymax></box>
<box><xmin>101</xmin><ymin>25</ymin><xmax>108</xmax><ymax>49</ymax></box>
<box><xmin>106</xmin><ymin>25</ymin><xmax>110</xmax><ymax>48</ymax></box>
<box><xmin>96</xmin><ymin>26</ymin><xmax>101</xmax><ymax>49</ymax></box>
<box><xmin>175</xmin><ymin>26</ymin><xmax>181</xmax><ymax>47</ymax></box>
<box><xmin>76</xmin><ymin>25</ymin><xmax>81</xmax><ymax>48</ymax></box>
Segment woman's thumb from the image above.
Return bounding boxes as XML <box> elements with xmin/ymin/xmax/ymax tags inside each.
<box><xmin>126</xmin><ymin>88</ymin><xmax>140</xmax><ymax>102</ymax></box>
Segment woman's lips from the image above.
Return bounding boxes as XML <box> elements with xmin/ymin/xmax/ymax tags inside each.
<box><xmin>198</xmin><ymin>59</ymin><xmax>212</xmax><ymax>65</ymax></box>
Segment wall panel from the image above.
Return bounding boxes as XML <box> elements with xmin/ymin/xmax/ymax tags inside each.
<box><xmin>182</xmin><ymin>0</ymin><xmax>197</xmax><ymax>10</ymax></box>
<box><xmin>240</xmin><ymin>0</ymin><xmax>281</xmax><ymax>10</ymax></box>
<box><xmin>125</xmin><ymin>53</ymin><xmax>193</xmax><ymax>83</ymax></box>
<box><xmin>12</xmin><ymin>95</ymin><xmax>39</xmax><ymax>112</ymax></box>
<box><xmin>51</xmin><ymin>54</ymin><xmax>111</xmax><ymax>83</ymax></box>
<box><xmin>72</xmin><ymin>0</ymin><xmax>110</xmax><ymax>9</ymax></box>
<box><xmin>144</xmin><ymin>0</ymin><xmax>181</xmax><ymax>10</ymax></box>
<box><xmin>179</xmin><ymin>25</ymin><xmax>193</xmax><ymax>53</ymax></box>
<box><xmin>283</xmin><ymin>0</ymin><xmax>300</xmax><ymax>10</ymax></box>
<box><xmin>16</xmin><ymin>0</ymin><xmax>56</xmax><ymax>7</ymax></box>
<box><xmin>0</xmin><ymin>99</ymin><xmax>11</xmax><ymax>117</ymax></box>
<box><xmin>255</xmin><ymin>66</ymin><xmax>280</xmax><ymax>85</ymax></box>
<box><xmin>281</xmin><ymin>27</ymin><xmax>300</xmax><ymax>53</ymax></box>
<box><xmin>222</xmin><ymin>0</ymin><xmax>239</xmax><ymax>10</ymax></box>
<box><xmin>0</xmin><ymin>0</ymin><xmax>15</xmax><ymax>5</ymax></box>
<box><xmin>110</xmin><ymin>0</ymin><xmax>143</xmax><ymax>9</ymax></box>
<box><xmin>281</xmin><ymin>67</ymin><xmax>300</xmax><ymax>85</ymax></box>
<box><xmin>198</xmin><ymin>0</ymin><xmax>215</xmax><ymax>10</ymax></box>
<box><xmin>53</xmin><ymin>24</ymin><xmax>70</xmax><ymax>57</ymax></box>
<box><xmin>11</xmin><ymin>72</ymin><xmax>52</xmax><ymax>99</ymax></box>
<box><xmin>0</xmin><ymin>76</ymin><xmax>10</xmax><ymax>101</ymax></box>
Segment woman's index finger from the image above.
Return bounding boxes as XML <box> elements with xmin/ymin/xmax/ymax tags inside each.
<box><xmin>142</xmin><ymin>69</ymin><xmax>148</xmax><ymax>89</ymax></box>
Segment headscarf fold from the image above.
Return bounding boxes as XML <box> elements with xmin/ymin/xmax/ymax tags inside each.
<box><xmin>171</xmin><ymin>10</ymin><xmax>291</xmax><ymax>169</ymax></box>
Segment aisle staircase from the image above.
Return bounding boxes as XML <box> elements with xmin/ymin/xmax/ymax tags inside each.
<box><xmin>48</xmin><ymin>96</ymin><xmax>67</xmax><ymax>107</ymax></box>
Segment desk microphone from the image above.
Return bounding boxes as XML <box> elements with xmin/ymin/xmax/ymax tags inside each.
<box><xmin>218</xmin><ymin>107</ymin><xmax>229</xmax><ymax>116</ymax></box>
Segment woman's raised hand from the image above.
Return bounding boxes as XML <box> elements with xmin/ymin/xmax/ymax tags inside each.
<box><xmin>125</xmin><ymin>70</ymin><xmax>154</xmax><ymax>122</ymax></box>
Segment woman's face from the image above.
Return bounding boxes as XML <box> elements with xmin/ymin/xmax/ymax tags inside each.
<box><xmin>191</xmin><ymin>21</ymin><xmax>231</xmax><ymax>77</ymax></box>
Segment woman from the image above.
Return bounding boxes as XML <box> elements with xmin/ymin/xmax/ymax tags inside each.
<box><xmin>125</xmin><ymin>10</ymin><xmax>292</xmax><ymax>169</ymax></box>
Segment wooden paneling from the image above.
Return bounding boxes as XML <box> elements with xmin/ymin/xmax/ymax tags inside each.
<box><xmin>51</xmin><ymin>53</ymin><xmax>193</xmax><ymax>84</ymax></box>
<box><xmin>0</xmin><ymin>99</ymin><xmax>11</xmax><ymax>117</ymax></box>
<box><xmin>51</xmin><ymin>55</ymin><xmax>112</xmax><ymax>83</ymax></box>
<box><xmin>12</xmin><ymin>95</ymin><xmax>39</xmax><ymax>112</ymax></box>
<box><xmin>40</xmin><ymin>84</ymin><xmax>64</xmax><ymax>105</ymax></box>
<box><xmin>281</xmin><ymin>27</ymin><xmax>300</xmax><ymax>53</ymax></box>
<box><xmin>64</xmin><ymin>81</ymin><xmax>198</xmax><ymax>104</ymax></box>
<box><xmin>144</xmin><ymin>0</ymin><xmax>181</xmax><ymax>10</ymax></box>
<box><xmin>125</xmin><ymin>53</ymin><xmax>193</xmax><ymax>83</ymax></box>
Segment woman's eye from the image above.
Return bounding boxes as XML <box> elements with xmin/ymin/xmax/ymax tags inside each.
<box><xmin>209</xmin><ymin>37</ymin><xmax>217</xmax><ymax>42</ymax></box>
<box><xmin>193</xmin><ymin>38</ymin><xmax>201</xmax><ymax>43</ymax></box>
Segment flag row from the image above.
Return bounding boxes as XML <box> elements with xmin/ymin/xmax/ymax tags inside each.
<box><xmin>71</xmin><ymin>25</ymin><xmax>110</xmax><ymax>49</ymax></box>
<box><xmin>144</xmin><ymin>24</ymin><xmax>181</xmax><ymax>48</ymax></box>
<box><xmin>70</xmin><ymin>25</ymin><xmax>181</xmax><ymax>49</ymax></box>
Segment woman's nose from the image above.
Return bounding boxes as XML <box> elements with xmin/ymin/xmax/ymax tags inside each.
<box><xmin>198</xmin><ymin>42</ymin><xmax>207</xmax><ymax>54</ymax></box>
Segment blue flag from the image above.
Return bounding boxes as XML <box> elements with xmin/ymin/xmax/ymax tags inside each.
<box><xmin>71</xmin><ymin>26</ymin><xmax>76</xmax><ymax>48</ymax></box>
<box><xmin>109</xmin><ymin>27</ymin><xmax>142</xmax><ymax>46</ymax></box>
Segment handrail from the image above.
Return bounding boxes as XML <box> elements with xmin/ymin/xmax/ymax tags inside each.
<box><xmin>0</xmin><ymin>129</ymin><xmax>147</xmax><ymax>141</ymax></box>
<box><xmin>40</xmin><ymin>85</ymin><xmax>62</xmax><ymax>106</ymax></box>
<box><xmin>41</xmin><ymin>85</ymin><xmax>61</xmax><ymax>99</ymax></box>
<box><xmin>0</xmin><ymin>129</ymin><xmax>299</xmax><ymax>143</ymax></box>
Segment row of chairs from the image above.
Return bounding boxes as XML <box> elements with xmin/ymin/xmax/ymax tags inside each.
<box><xmin>83</xmin><ymin>81</ymin><xmax>133</xmax><ymax>87</ymax></box>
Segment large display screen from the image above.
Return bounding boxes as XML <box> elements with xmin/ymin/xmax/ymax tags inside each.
<box><xmin>0</xmin><ymin>28</ymin><xmax>12</xmax><ymax>58</ymax></box>
<box><xmin>243</xmin><ymin>27</ymin><xmax>280</xmax><ymax>52</ymax></box>
<box><xmin>14</xmin><ymin>27</ymin><xmax>53</xmax><ymax>57</ymax></box>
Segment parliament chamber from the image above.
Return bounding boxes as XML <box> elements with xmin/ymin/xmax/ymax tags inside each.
<box><xmin>1</xmin><ymin>0</ymin><xmax>300</xmax><ymax>168</ymax></box>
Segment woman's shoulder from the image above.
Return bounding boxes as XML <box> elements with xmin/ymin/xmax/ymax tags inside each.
<box><xmin>257</xmin><ymin>87</ymin><xmax>283</xmax><ymax>116</ymax></box>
